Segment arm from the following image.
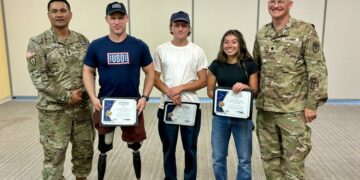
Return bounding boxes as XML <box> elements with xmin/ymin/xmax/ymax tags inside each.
<box><xmin>231</xmin><ymin>72</ymin><xmax>258</xmax><ymax>96</ymax></box>
<box><xmin>26</xmin><ymin>38</ymin><xmax>80</xmax><ymax>105</ymax></box>
<box><xmin>137</xmin><ymin>63</ymin><xmax>155</xmax><ymax>113</ymax></box>
<box><xmin>303</xmin><ymin>26</ymin><xmax>328</xmax><ymax>122</ymax></box>
<box><xmin>207</xmin><ymin>70</ymin><xmax>216</xmax><ymax>99</ymax></box>
<box><xmin>153</xmin><ymin>48</ymin><xmax>182</xmax><ymax>105</ymax></box>
<box><xmin>154</xmin><ymin>71</ymin><xmax>181</xmax><ymax>105</ymax></box>
<box><xmin>232</xmin><ymin>60</ymin><xmax>259</xmax><ymax>96</ymax></box>
<box><xmin>154</xmin><ymin>71</ymin><xmax>168</xmax><ymax>94</ymax></box>
<box><xmin>82</xmin><ymin>64</ymin><xmax>102</xmax><ymax>111</ymax></box>
<box><xmin>248</xmin><ymin>72</ymin><xmax>259</xmax><ymax>97</ymax></box>
<box><xmin>166</xmin><ymin>69</ymin><xmax>207</xmax><ymax>98</ymax></box>
<box><xmin>252</xmin><ymin>36</ymin><xmax>262</xmax><ymax>69</ymax></box>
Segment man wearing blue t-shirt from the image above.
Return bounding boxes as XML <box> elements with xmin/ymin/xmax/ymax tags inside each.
<box><xmin>82</xmin><ymin>2</ymin><xmax>154</xmax><ymax>180</ymax></box>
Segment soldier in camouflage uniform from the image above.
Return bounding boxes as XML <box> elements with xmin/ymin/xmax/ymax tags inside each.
<box><xmin>253</xmin><ymin>0</ymin><xmax>328</xmax><ymax>179</ymax></box>
<box><xmin>26</xmin><ymin>1</ymin><xmax>94</xmax><ymax>179</ymax></box>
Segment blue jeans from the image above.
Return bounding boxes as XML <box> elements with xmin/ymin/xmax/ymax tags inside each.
<box><xmin>157</xmin><ymin>108</ymin><xmax>201</xmax><ymax>180</ymax></box>
<box><xmin>211</xmin><ymin>115</ymin><xmax>253</xmax><ymax>180</ymax></box>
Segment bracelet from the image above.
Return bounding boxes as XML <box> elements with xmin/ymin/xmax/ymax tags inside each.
<box><xmin>141</xmin><ymin>95</ymin><xmax>149</xmax><ymax>102</ymax></box>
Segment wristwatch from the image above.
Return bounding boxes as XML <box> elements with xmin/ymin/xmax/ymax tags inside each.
<box><xmin>141</xmin><ymin>95</ymin><xmax>149</xmax><ymax>102</ymax></box>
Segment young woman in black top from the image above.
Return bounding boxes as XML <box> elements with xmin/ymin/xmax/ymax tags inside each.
<box><xmin>207</xmin><ymin>29</ymin><xmax>259</xmax><ymax>180</ymax></box>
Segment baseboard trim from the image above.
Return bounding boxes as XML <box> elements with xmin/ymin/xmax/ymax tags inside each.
<box><xmin>0</xmin><ymin>96</ymin><xmax>11</xmax><ymax>104</ymax></box>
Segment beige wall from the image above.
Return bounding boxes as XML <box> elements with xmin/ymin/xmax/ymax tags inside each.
<box><xmin>324</xmin><ymin>0</ymin><xmax>360</xmax><ymax>99</ymax></box>
<box><xmin>3</xmin><ymin>0</ymin><xmax>360</xmax><ymax>99</ymax></box>
<box><xmin>0</xmin><ymin>1</ymin><xmax>11</xmax><ymax>103</ymax></box>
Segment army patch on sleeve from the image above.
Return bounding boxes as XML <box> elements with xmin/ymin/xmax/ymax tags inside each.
<box><xmin>26</xmin><ymin>51</ymin><xmax>36</xmax><ymax>65</ymax></box>
<box><xmin>312</xmin><ymin>42</ymin><xmax>320</xmax><ymax>54</ymax></box>
<box><xmin>30</xmin><ymin>58</ymin><xmax>36</xmax><ymax>65</ymax></box>
<box><xmin>26</xmin><ymin>51</ymin><xmax>35</xmax><ymax>59</ymax></box>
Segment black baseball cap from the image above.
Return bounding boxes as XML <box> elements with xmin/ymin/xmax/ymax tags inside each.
<box><xmin>170</xmin><ymin>11</ymin><xmax>190</xmax><ymax>23</ymax></box>
<box><xmin>106</xmin><ymin>2</ymin><xmax>127</xmax><ymax>15</ymax></box>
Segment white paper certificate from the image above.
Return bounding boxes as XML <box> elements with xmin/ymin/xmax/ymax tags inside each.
<box><xmin>101</xmin><ymin>98</ymin><xmax>138</xmax><ymax>126</ymax></box>
<box><xmin>213</xmin><ymin>87</ymin><xmax>253</xmax><ymax>119</ymax></box>
<box><xmin>164</xmin><ymin>102</ymin><xmax>199</xmax><ymax>126</ymax></box>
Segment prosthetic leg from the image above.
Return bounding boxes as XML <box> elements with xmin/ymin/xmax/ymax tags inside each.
<box><xmin>128</xmin><ymin>142</ymin><xmax>142</xmax><ymax>180</ymax></box>
<box><xmin>98</xmin><ymin>132</ymin><xmax>114</xmax><ymax>180</ymax></box>
<box><xmin>97</xmin><ymin>154</ymin><xmax>107</xmax><ymax>180</ymax></box>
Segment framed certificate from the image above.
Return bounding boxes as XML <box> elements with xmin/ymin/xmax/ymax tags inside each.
<box><xmin>101</xmin><ymin>97</ymin><xmax>138</xmax><ymax>126</ymax></box>
<box><xmin>213</xmin><ymin>87</ymin><xmax>253</xmax><ymax>119</ymax></box>
<box><xmin>163</xmin><ymin>102</ymin><xmax>199</xmax><ymax>126</ymax></box>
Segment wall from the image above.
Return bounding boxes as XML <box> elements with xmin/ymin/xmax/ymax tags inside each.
<box><xmin>3</xmin><ymin>0</ymin><xmax>360</xmax><ymax>99</ymax></box>
<box><xmin>0</xmin><ymin>1</ymin><xmax>11</xmax><ymax>103</ymax></box>
<box><xmin>324</xmin><ymin>0</ymin><xmax>360</xmax><ymax>99</ymax></box>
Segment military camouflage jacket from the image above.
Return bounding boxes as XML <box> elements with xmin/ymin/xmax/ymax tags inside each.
<box><xmin>26</xmin><ymin>29</ymin><xmax>89</xmax><ymax>111</ymax></box>
<box><xmin>253</xmin><ymin>17</ymin><xmax>328</xmax><ymax>112</ymax></box>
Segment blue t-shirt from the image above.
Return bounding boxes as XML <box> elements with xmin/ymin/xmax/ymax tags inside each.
<box><xmin>84</xmin><ymin>35</ymin><xmax>152</xmax><ymax>98</ymax></box>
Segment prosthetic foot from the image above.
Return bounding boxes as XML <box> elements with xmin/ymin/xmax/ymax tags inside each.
<box><xmin>133</xmin><ymin>151</ymin><xmax>141</xmax><ymax>179</ymax></box>
<box><xmin>98</xmin><ymin>154</ymin><xmax>107</xmax><ymax>180</ymax></box>
<box><xmin>128</xmin><ymin>142</ymin><xmax>142</xmax><ymax>180</ymax></box>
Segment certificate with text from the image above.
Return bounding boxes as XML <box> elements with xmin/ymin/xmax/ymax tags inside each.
<box><xmin>164</xmin><ymin>102</ymin><xmax>199</xmax><ymax>126</ymax></box>
<box><xmin>213</xmin><ymin>87</ymin><xmax>253</xmax><ymax>119</ymax></box>
<box><xmin>101</xmin><ymin>98</ymin><xmax>138</xmax><ymax>126</ymax></box>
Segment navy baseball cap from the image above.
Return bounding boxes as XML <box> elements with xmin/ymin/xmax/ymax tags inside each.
<box><xmin>106</xmin><ymin>2</ymin><xmax>127</xmax><ymax>15</ymax></box>
<box><xmin>170</xmin><ymin>11</ymin><xmax>190</xmax><ymax>23</ymax></box>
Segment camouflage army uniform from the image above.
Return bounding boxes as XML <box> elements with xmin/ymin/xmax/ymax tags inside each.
<box><xmin>253</xmin><ymin>17</ymin><xmax>328</xmax><ymax>180</ymax></box>
<box><xmin>26</xmin><ymin>29</ymin><xmax>95</xmax><ymax>180</ymax></box>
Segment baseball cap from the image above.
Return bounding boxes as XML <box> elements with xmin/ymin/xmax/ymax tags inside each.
<box><xmin>106</xmin><ymin>2</ymin><xmax>127</xmax><ymax>15</ymax></box>
<box><xmin>170</xmin><ymin>11</ymin><xmax>190</xmax><ymax>23</ymax></box>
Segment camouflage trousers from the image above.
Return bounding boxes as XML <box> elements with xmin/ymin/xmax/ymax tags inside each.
<box><xmin>38</xmin><ymin>105</ymin><xmax>95</xmax><ymax>180</ymax></box>
<box><xmin>256</xmin><ymin>109</ymin><xmax>312</xmax><ymax>180</ymax></box>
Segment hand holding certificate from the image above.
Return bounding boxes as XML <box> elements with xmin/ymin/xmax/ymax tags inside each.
<box><xmin>213</xmin><ymin>87</ymin><xmax>253</xmax><ymax>119</ymax></box>
<box><xmin>164</xmin><ymin>102</ymin><xmax>199</xmax><ymax>126</ymax></box>
<box><xmin>101</xmin><ymin>98</ymin><xmax>138</xmax><ymax>126</ymax></box>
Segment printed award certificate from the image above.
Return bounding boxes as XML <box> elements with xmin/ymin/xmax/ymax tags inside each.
<box><xmin>163</xmin><ymin>102</ymin><xmax>199</xmax><ymax>126</ymax></box>
<box><xmin>101</xmin><ymin>98</ymin><xmax>138</xmax><ymax>126</ymax></box>
<box><xmin>213</xmin><ymin>87</ymin><xmax>253</xmax><ymax>119</ymax></box>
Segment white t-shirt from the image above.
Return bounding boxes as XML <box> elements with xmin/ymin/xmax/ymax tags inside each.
<box><xmin>154</xmin><ymin>41</ymin><xmax>208</xmax><ymax>109</ymax></box>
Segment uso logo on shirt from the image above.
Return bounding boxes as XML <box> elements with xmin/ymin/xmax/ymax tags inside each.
<box><xmin>107</xmin><ymin>52</ymin><xmax>130</xmax><ymax>65</ymax></box>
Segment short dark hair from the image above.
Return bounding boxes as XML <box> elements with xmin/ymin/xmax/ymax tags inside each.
<box><xmin>47</xmin><ymin>0</ymin><xmax>71</xmax><ymax>11</ymax></box>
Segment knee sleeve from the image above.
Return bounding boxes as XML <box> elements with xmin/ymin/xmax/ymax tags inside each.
<box><xmin>98</xmin><ymin>132</ymin><xmax>114</xmax><ymax>154</ymax></box>
<box><xmin>127</xmin><ymin>142</ymin><xmax>142</xmax><ymax>151</ymax></box>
